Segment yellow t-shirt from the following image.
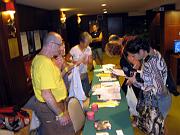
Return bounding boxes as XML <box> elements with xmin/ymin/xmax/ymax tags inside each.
<box><xmin>31</xmin><ymin>55</ymin><xmax>67</xmax><ymax>102</ymax></box>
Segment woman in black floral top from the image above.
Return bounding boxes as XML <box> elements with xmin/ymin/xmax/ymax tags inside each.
<box><xmin>125</xmin><ymin>37</ymin><xmax>172</xmax><ymax>135</ymax></box>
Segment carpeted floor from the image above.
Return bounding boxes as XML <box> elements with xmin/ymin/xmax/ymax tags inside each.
<box><xmin>87</xmin><ymin>53</ymin><xmax>180</xmax><ymax>135</ymax></box>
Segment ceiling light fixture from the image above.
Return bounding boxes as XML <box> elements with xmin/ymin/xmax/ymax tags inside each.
<box><xmin>103</xmin><ymin>9</ymin><xmax>107</xmax><ymax>11</ymax></box>
<box><xmin>101</xmin><ymin>4</ymin><xmax>106</xmax><ymax>7</ymax></box>
<box><xmin>60</xmin><ymin>11</ymin><xmax>66</xmax><ymax>24</ymax></box>
<box><xmin>2</xmin><ymin>1</ymin><xmax>16</xmax><ymax>20</ymax></box>
<box><xmin>60</xmin><ymin>8</ymin><xmax>76</xmax><ymax>12</ymax></box>
<box><xmin>77</xmin><ymin>15</ymin><xmax>81</xmax><ymax>24</ymax></box>
<box><xmin>2</xmin><ymin>0</ymin><xmax>10</xmax><ymax>2</ymax></box>
<box><xmin>103</xmin><ymin>11</ymin><xmax>107</xmax><ymax>14</ymax></box>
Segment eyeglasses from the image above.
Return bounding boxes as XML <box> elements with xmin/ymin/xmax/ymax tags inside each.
<box><xmin>51</xmin><ymin>41</ymin><xmax>65</xmax><ymax>46</ymax></box>
<box><xmin>51</xmin><ymin>42</ymin><xmax>61</xmax><ymax>46</ymax></box>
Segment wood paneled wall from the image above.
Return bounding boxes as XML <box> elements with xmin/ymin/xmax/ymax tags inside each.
<box><xmin>0</xmin><ymin>3</ymin><xmax>60</xmax><ymax>106</ymax></box>
<box><xmin>164</xmin><ymin>11</ymin><xmax>180</xmax><ymax>56</ymax></box>
<box><xmin>16</xmin><ymin>4</ymin><xmax>60</xmax><ymax>32</ymax></box>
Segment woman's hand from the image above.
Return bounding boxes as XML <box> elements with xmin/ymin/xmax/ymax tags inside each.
<box><xmin>133</xmin><ymin>60</ymin><xmax>141</xmax><ymax>70</ymax></box>
<box><xmin>73</xmin><ymin>60</ymin><xmax>82</xmax><ymax>66</ymax></box>
<box><xmin>126</xmin><ymin>72</ymin><xmax>137</xmax><ymax>86</ymax></box>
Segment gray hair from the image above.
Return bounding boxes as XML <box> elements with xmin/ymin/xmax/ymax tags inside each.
<box><xmin>79</xmin><ymin>32</ymin><xmax>92</xmax><ymax>43</ymax></box>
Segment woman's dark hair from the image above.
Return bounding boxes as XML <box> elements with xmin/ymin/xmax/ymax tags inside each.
<box><xmin>125</xmin><ymin>37</ymin><xmax>150</xmax><ymax>54</ymax></box>
<box><xmin>122</xmin><ymin>46</ymin><xmax>128</xmax><ymax>57</ymax></box>
<box><xmin>105</xmin><ymin>41</ymin><xmax>122</xmax><ymax>57</ymax></box>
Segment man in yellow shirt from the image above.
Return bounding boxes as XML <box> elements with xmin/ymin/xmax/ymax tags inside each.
<box><xmin>31</xmin><ymin>32</ymin><xmax>74</xmax><ymax>135</ymax></box>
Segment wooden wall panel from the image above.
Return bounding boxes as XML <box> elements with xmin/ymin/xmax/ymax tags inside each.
<box><xmin>16</xmin><ymin>4</ymin><xmax>60</xmax><ymax>32</ymax></box>
<box><xmin>164</xmin><ymin>11</ymin><xmax>180</xmax><ymax>63</ymax></box>
<box><xmin>164</xmin><ymin>25</ymin><xmax>180</xmax><ymax>52</ymax></box>
<box><xmin>0</xmin><ymin>3</ymin><xmax>60</xmax><ymax>106</ymax></box>
<box><xmin>162</xmin><ymin>11</ymin><xmax>180</xmax><ymax>72</ymax></box>
<box><xmin>165</xmin><ymin>11</ymin><xmax>180</xmax><ymax>25</ymax></box>
<box><xmin>0</xmin><ymin>7</ymin><xmax>30</xmax><ymax>106</ymax></box>
<box><xmin>149</xmin><ymin>13</ymin><xmax>161</xmax><ymax>50</ymax></box>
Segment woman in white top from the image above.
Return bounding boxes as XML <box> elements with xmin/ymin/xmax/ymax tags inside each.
<box><xmin>66</xmin><ymin>32</ymin><xmax>93</xmax><ymax>96</ymax></box>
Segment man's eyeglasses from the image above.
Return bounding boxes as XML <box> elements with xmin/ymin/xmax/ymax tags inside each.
<box><xmin>51</xmin><ymin>41</ymin><xmax>65</xmax><ymax>46</ymax></box>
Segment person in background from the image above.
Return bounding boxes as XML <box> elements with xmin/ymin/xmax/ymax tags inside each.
<box><xmin>31</xmin><ymin>32</ymin><xmax>74</xmax><ymax>135</ymax></box>
<box><xmin>106</xmin><ymin>34</ymin><xmax>141</xmax><ymax>98</ymax></box>
<box><xmin>90</xmin><ymin>23</ymin><xmax>103</xmax><ymax>65</ymax></box>
<box><xmin>66</xmin><ymin>32</ymin><xmax>93</xmax><ymax>97</ymax></box>
<box><xmin>108</xmin><ymin>34</ymin><xmax>123</xmax><ymax>46</ymax></box>
<box><xmin>125</xmin><ymin>37</ymin><xmax>172</xmax><ymax>135</ymax></box>
<box><xmin>120</xmin><ymin>47</ymin><xmax>142</xmax><ymax>98</ymax></box>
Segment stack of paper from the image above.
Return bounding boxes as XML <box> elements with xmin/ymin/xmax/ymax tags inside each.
<box><xmin>91</xmin><ymin>100</ymin><xmax>120</xmax><ymax>108</ymax></box>
<box><xmin>96</xmin><ymin>73</ymin><xmax>111</xmax><ymax>77</ymax></box>
<box><xmin>99</xmin><ymin>77</ymin><xmax>117</xmax><ymax>82</ymax></box>
<box><xmin>102</xmin><ymin>64</ymin><xmax>115</xmax><ymax>69</ymax></box>
<box><xmin>116</xmin><ymin>130</ymin><xmax>124</xmax><ymax>135</ymax></box>
<box><xmin>96</xmin><ymin>132</ymin><xmax>109</xmax><ymax>135</ymax></box>
<box><xmin>101</xmin><ymin>81</ymin><xmax>120</xmax><ymax>88</ymax></box>
<box><xmin>111</xmin><ymin>69</ymin><xmax>126</xmax><ymax>77</ymax></box>
<box><xmin>94</xmin><ymin>68</ymin><xmax>104</xmax><ymax>72</ymax></box>
<box><xmin>103</xmin><ymin>70</ymin><xmax>112</xmax><ymax>74</ymax></box>
<box><xmin>92</xmin><ymin>86</ymin><xmax>121</xmax><ymax>101</ymax></box>
<box><xmin>102</xmin><ymin>64</ymin><xmax>115</xmax><ymax>73</ymax></box>
<box><xmin>98</xmin><ymin>90</ymin><xmax>121</xmax><ymax>101</ymax></box>
<box><xmin>92</xmin><ymin>64</ymin><xmax>122</xmax><ymax>101</ymax></box>
<box><xmin>92</xmin><ymin>84</ymin><xmax>101</xmax><ymax>91</ymax></box>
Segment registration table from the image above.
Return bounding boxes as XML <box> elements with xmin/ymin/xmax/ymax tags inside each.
<box><xmin>83</xmin><ymin>66</ymin><xmax>134</xmax><ymax>135</ymax></box>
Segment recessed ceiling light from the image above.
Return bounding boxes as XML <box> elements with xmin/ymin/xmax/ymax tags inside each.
<box><xmin>103</xmin><ymin>11</ymin><xmax>107</xmax><ymax>14</ymax></box>
<box><xmin>101</xmin><ymin>4</ymin><xmax>106</xmax><ymax>7</ymax></box>
<box><xmin>103</xmin><ymin>9</ymin><xmax>107</xmax><ymax>11</ymax></box>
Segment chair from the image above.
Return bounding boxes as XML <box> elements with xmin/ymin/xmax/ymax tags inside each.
<box><xmin>67</xmin><ymin>97</ymin><xmax>85</xmax><ymax>134</ymax></box>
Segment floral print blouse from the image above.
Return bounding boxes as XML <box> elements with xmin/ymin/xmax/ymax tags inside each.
<box><xmin>135</xmin><ymin>50</ymin><xmax>167</xmax><ymax>95</ymax></box>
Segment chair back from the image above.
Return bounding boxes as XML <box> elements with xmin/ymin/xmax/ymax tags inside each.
<box><xmin>67</xmin><ymin>97</ymin><xmax>85</xmax><ymax>133</ymax></box>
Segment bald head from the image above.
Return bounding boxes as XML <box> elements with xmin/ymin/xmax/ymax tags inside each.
<box><xmin>43</xmin><ymin>32</ymin><xmax>62</xmax><ymax>47</ymax></box>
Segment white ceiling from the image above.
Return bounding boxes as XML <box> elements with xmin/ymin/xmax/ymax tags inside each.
<box><xmin>16</xmin><ymin>0</ymin><xmax>180</xmax><ymax>15</ymax></box>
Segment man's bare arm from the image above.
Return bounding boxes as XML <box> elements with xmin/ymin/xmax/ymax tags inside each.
<box><xmin>41</xmin><ymin>89</ymin><xmax>63</xmax><ymax>115</ymax></box>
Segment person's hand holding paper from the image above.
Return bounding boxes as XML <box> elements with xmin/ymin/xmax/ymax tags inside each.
<box><xmin>111</xmin><ymin>69</ymin><xmax>126</xmax><ymax>77</ymax></box>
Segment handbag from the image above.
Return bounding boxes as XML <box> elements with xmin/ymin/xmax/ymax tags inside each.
<box><xmin>0</xmin><ymin>106</ymin><xmax>30</xmax><ymax>131</ymax></box>
<box><xmin>126</xmin><ymin>86</ymin><xmax>139</xmax><ymax>116</ymax></box>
